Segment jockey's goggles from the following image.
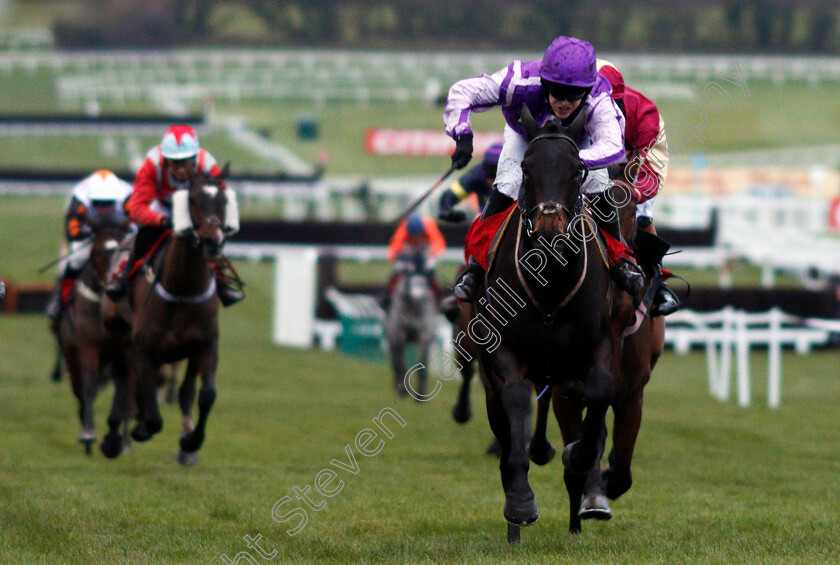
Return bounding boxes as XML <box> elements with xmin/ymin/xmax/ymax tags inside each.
<box><xmin>165</xmin><ymin>157</ymin><xmax>197</xmax><ymax>168</ymax></box>
<box><xmin>542</xmin><ymin>80</ymin><xmax>589</xmax><ymax>102</ymax></box>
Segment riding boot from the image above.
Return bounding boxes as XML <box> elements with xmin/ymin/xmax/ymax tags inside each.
<box><xmin>634</xmin><ymin>225</ymin><xmax>681</xmax><ymax>316</ymax></box>
<box><xmin>589</xmin><ymin>195</ymin><xmax>644</xmax><ymax>294</ymax></box>
<box><xmin>46</xmin><ymin>265</ymin><xmax>81</xmax><ymax>321</ymax></box>
<box><xmin>213</xmin><ymin>256</ymin><xmax>245</xmax><ymax>307</ymax></box>
<box><xmin>453</xmin><ymin>190</ymin><xmax>514</xmax><ymax>302</ymax></box>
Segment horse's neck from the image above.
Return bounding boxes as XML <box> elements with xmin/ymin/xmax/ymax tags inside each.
<box><xmin>158</xmin><ymin>235</ymin><xmax>212</xmax><ymax>293</ymax></box>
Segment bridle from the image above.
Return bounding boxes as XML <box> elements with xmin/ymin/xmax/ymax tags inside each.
<box><xmin>518</xmin><ymin>132</ymin><xmax>588</xmax><ymax>238</ymax></box>
<box><xmin>514</xmin><ymin>131</ymin><xmax>592</xmax><ymax>324</ymax></box>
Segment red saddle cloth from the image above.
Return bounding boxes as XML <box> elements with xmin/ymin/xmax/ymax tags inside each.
<box><xmin>464</xmin><ymin>206</ymin><xmax>629</xmax><ymax>270</ymax></box>
<box><xmin>463</xmin><ymin>204</ymin><xmax>517</xmax><ymax>269</ymax></box>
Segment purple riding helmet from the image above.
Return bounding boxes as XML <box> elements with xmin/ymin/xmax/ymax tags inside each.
<box><xmin>539</xmin><ymin>36</ymin><xmax>598</xmax><ymax>88</ymax></box>
<box><xmin>482</xmin><ymin>141</ymin><xmax>503</xmax><ymax>178</ymax></box>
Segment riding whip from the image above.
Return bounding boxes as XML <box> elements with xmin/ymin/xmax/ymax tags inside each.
<box><xmin>394</xmin><ymin>164</ymin><xmax>458</xmax><ymax>225</ymax></box>
<box><xmin>37</xmin><ymin>241</ymin><xmax>93</xmax><ymax>274</ymax></box>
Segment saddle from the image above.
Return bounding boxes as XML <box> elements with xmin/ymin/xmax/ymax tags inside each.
<box><xmin>464</xmin><ymin>204</ymin><xmax>517</xmax><ymax>271</ymax></box>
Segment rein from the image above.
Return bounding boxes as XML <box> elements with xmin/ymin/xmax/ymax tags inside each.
<box><xmin>514</xmin><ymin>213</ymin><xmax>590</xmax><ymax>325</ymax></box>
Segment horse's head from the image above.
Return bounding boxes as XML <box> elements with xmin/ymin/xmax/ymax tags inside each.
<box><xmin>394</xmin><ymin>249</ymin><xmax>434</xmax><ymax>308</ymax></box>
<box><xmin>518</xmin><ymin>104</ymin><xmax>588</xmax><ymax>242</ymax></box>
<box><xmin>174</xmin><ymin>163</ymin><xmax>231</xmax><ymax>259</ymax></box>
<box><xmin>86</xmin><ymin>207</ymin><xmax>131</xmax><ymax>281</ymax></box>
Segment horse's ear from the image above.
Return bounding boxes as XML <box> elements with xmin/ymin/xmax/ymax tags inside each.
<box><xmin>218</xmin><ymin>162</ymin><xmax>231</xmax><ymax>181</ymax></box>
<box><xmin>562</xmin><ymin>109</ymin><xmax>587</xmax><ymax>141</ymax></box>
<box><xmin>520</xmin><ymin>104</ymin><xmax>540</xmax><ymax>139</ymax></box>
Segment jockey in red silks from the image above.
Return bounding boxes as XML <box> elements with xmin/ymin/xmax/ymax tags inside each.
<box><xmin>443</xmin><ymin>35</ymin><xmax>643</xmax><ymax>302</ymax></box>
<box><xmin>383</xmin><ymin>214</ymin><xmax>447</xmax><ymax>306</ymax></box>
<box><xmin>597</xmin><ymin>60</ymin><xmax>680</xmax><ymax>316</ymax></box>
<box><xmin>104</xmin><ymin>124</ymin><xmax>244</xmax><ymax>307</ymax></box>
<box><xmin>46</xmin><ymin>170</ymin><xmax>133</xmax><ymax>321</ymax></box>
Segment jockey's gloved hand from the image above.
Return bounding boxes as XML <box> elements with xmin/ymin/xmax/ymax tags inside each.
<box><xmin>438</xmin><ymin>190</ymin><xmax>467</xmax><ymax>223</ymax></box>
<box><xmin>159</xmin><ymin>216</ymin><xmax>173</xmax><ymax>229</ymax></box>
<box><xmin>451</xmin><ymin>134</ymin><xmax>473</xmax><ymax>169</ymax></box>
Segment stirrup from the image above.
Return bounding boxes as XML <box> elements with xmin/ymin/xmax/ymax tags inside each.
<box><xmin>651</xmin><ymin>283</ymin><xmax>680</xmax><ymax>317</ymax></box>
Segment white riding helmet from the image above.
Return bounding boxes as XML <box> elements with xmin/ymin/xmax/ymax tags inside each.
<box><xmin>161</xmin><ymin>124</ymin><xmax>200</xmax><ymax>160</ymax></box>
<box><xmin>88</xmin><ymin>170</ymin><xmax>128</xmax><ymax>201</ymax></box>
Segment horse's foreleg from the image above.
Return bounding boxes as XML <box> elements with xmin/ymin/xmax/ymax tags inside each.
<box><xmin>387</xmin><ymin>332</ymin><xmax>408</xmax><ymax>396</ymax></box>
<box><xmin>415</xmin><ymin>334</ymin><xmax>433</xmax><ymax>399</ymax></box>
<box><xmin>101</xmin><ymin>350</ymin><xmax>130</xmax><ymax>459</ymax></box>
<box><xmin>579</xmin><ymin>423</ymin><xmax>611</xmax><ymax>521</ymax></box>
<box><xmin>180</xmin><ymin>348</ymin><xmax>217</xmax><ymax>455</ymax></box>
<box><xmin>528</xmin><ymin>387</ymin><xmax>555</xmax><ymax>465</ymax></box>
<box><xmin>604</xmin><ymin>324</ymin><xmax>655</xmax><ymax>500</ymax></box>
<box><xmin>485</xmin><ymin>352</ymin><xmax>538</xmax><ymax>527</ymax></box>
<box><xmin>178</xmin><ymin>360</ymin><xmax>199</xmax><ymax>438</ymax></box>
<box><xmin>552</xmin><ymin>386</ymin><xmax>586</xmax><ymax>532</ymax></box>
<box><xmin>77</xmin><ymin>346</ymin><xmax>100</xmax><ymax>452</ymax></box>
<box><xmin>604</xmin><ymin>390</ymin><xmax>643</xmax><ymax>500</ymax></box>
<box><xmin>562</xmin><ymin>341</ymin><xmax>613</xmax><ymax>475</ymax></box>
<box><xmin>131</xmin><ymin>354</ymin><xmax>163</xmax><ymax>442</ymax></box>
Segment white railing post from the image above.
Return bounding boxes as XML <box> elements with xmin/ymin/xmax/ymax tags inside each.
<box><xmin>718</xmin><ymin>306</ymin><xmax>735</xmax><ymax>401</ymax></box>
<box><xmin>767</xmin><ymin>308</ymin><xmax>783</xmax><ymax>408</ymax></box>
<box><xmin>272</xmin><ymin>246</ymin><xmax>318</xmax><ymax>348</ymax></box>
<box><xmin>736</xmin><ymin>309</ymin><xmax>751</xmax><ymax>408</ymax></box>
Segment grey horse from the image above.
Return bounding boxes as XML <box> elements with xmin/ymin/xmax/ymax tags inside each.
<box><xmin>383</xmin><ymin>251</ymin><xmax>438</xmax><ymax>399</ymax></box>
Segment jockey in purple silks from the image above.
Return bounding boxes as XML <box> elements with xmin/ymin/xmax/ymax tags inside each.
<box><xmin>443</xmin><ymin>35</ymin><xmax>644</xmax><ymax>302</ymax></box>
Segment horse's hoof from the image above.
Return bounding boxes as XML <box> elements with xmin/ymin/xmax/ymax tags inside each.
<box><xmin>395</xmin><ymin>384</ymin><xmax>409</xmax><ymax>398</ymax></box>
<box><xmin>146</xmin><ymin>418</ymin><xmax>163</xmax><ymax>436</ymax></box>
<box><xmin>100</xmin><ymin>433</ymin><xmax>123</xmax><ymax>459</ymax></box>
<box><xmin>452</xmin><ymin>404</ymin><xmax>471</xmax><ymax>424</ymax></box>
<box><xmin>528</xmin><ymin>439</ymin><xmax>556</xmax><ymax>466</ymax></box>
<box><xmin>603</xmin><ymin>467</ymin><xmax>633</xmax><ymax>500</ymax></box>
<box><xmin>131</xmin><ymin>423</ymin><xmax>152</xmax><ymax>442</ymax></box>
<box><xmin>180</xmin><ymin>432</ymin><xmax>204</xmax><ymax>453</ymax></box>
<box><xmin>504</xmin><ymin>496</ymin><xmax>539</xmax><ymax>526</ymax></box>
<box><xmin>177</xmin><ymin>450</ymin><xmax>199</xmax><ymax>466</ymax></box>
<box><xmin>579</xmin><ymin>494</ymin><xmax>612</xmax><ymax>521</ymax></box>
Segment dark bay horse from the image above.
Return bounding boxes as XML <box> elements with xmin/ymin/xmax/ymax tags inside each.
<box><xmin>474</xmin><ymin>106</ymin><xmax>616</xmax><ymax>540</ymax></box>
<box><xmin>102</xmin><ymin>164</ymin><xmax>230</xmax><ymax>465</ymax></box>
<box><xmin>52</xmin><ymin>215</ymin><xmax>132</xmax><ymax>454</ymax></box>
<box><xmin>384</xmin><ymin>250</ymin><xmax>438</xmax><ymax>398</ymax></box>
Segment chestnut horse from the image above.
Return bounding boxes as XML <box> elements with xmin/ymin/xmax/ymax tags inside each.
<box><xmin>527</xmin><ymin>184</ymin><xmax>666</xmax><ymax>528</ymax></box>
<box><xmin>472</xmin><ymin>106</ymin><xmax>617</xmax><ymax>541</ymax></box>
<box><xmin>101</xmin><ymin>165</ymin><xmax>230</xmax><ymax>465</ymax></box>
<box><xmin>52</xmin><ymin>215</ymin><xmax>132</xmax><ymax>454</ymax></box>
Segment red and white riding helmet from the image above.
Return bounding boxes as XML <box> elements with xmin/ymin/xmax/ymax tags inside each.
<box><xmin>161</xmin><ymin>125</ymin><xmax>200</xmax><ymax>160</ymax></box>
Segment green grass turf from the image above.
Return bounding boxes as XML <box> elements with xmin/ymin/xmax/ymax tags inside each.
<box><xmin>1</xmin><ymin>258</ymin><xmax>839</xmax><ymax>563</ymax></box>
